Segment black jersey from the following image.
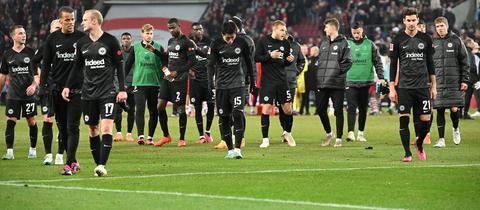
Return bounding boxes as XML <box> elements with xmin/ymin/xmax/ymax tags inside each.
<box><xmin>66</xmin><ymin>32</ymin><xmax>125</xmax><ymax>100</ymax></box>
<box><xmin>191</xmin><ymin>36</ymin><xmax>211</xmax><ymax>83</ymax></box>
<box><xmin>207</xmin><ymin>37</ymin><xmax>253</xmax><ymax>90</ymax></box>
<box><xmin>255</xmin><ymin>35</ymin><xmax>292</xmax><ymax>85</ymax></box>
<box><xmin>390</xmin><ymin>31</ymin><xmax>435</xmax><ymax>89</ymax></box>
<box><xmin>0</xmin><ymin>47</ymin><xmax>37</xmax><ymax>100</ymax></box>
<box><xmin>41</xmin><ymin>30</ymin><xmax>85</xmax><ymax>90</ymax></box>
<box><xmin>166</xmin><ymin>34</ymin><xmax>196</xmax><ymax>81</ymax></box>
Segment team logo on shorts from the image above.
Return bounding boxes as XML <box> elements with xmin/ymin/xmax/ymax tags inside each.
<box><xmin>84</xmin><ymin>115</ymin><xmax>90</xmax><ymax>122</ymax></box>
<box><xmin>418</xmin><ymin>43</ymin><xmax>425</xmax><ymax>49</ymax></box>
<box><xmin>234</xmin><ymin>47</ymin><xmax>241</xmax><ymax>54</ymax></box>
<box><xmin>98</xmin><ymin>47</ymin><xmax>107</xmax><ymax>55</ymax></box>
<box><xmin>24</xmin><ymin>57</ymin><xmax>30</xmax><ymax>63</ymax></box>
<box><xmin>175</xmin><ymin>45</ymin><xmax>180</xmax><ymax>51</ymax></box>
<box><xmin>218</xmin><ymin>109</ymin><xmax>223</xmax><ymax>115</ymax></box>
<box><xmin>264</xmin><ymin>96</ymin><xmax>269</xmax><ymax>101</ymax></box>
<box><xmin>280</xmin><ymin>46</ymin><xmax>284</xmax><ymax>51</ymax></box>
<box><xmin>333</xmin><ymin>45</ymin><xmax>338</xmax><ymax>50</ymax></box>
<box><xmin>7</xmin><ymin>109</ymin><xmax>13</xmax><ymax>114</ymax></box>
<box><xmin>447</xmin><ymin>43</ymin><xmax>453</xmax><ymax>48</ymax></box>
<box><xmin>191</xmin><ymin>98</ymin><xmax>196</xmax><ymax>103</ymax></box>
<box><xmin>399</xmin><ymin>105</ymin><xmax>405</xmax><ymax>111</ymax></box>
<box><xmin>42</xmin><ymin>106</ymin><xmax>48</xmax><ymax>112</ymax></box>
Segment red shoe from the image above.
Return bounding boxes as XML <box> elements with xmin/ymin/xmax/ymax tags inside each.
<box><xmin>415</xmin><ymin>144</ymin><xmax>427</xmax><ymax>161</ymax></box>
<box><xmin>177</xmin><ymin>140</ymin><xmax>186</xmax><ymax>147</ymax></box>
<box><xmin>402</xmin><ymin>156</ymin><xmax>413</xmax><ymax>162</ymax></box>
<box><xmin>146</xmin><ymin>139</ymin><xmax>154</xmax><ymax>145</ymax></box>
<box><xmin>195</xmin><ymin>136</ymin><xmax>206</xmax><ymax>144</ymax></box>
<box><xmin>204</xmin><ymin>132</ymin><xmax>214</xmax><ymax>144</ymax></box>
<box><xmin>155</xmin><ymin>136</ymin><xmax>171</xmax><ymax>147</ymax></box>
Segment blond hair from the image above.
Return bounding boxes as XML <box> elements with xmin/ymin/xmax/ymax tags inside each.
<box><xmin>142</xmin><ymin>24</ymin><xmax>154</xmax><ymax>33</ymax></box>
<box><xmin>85</xmin><ymin>9</ymin><xmax>103</xmax><ymax>25</ymax></box>
<box><xmin>272</xmin><ymin>20</ymin><xmax>286</xmax><ymax>28</ymax></box>
<box><xmin>434</xmin><ymin>17</ymin><xmax>448</xmax><ymax>26</ymax></box>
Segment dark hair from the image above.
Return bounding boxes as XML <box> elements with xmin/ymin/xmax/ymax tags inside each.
<box><xmin>191</xmin><ymin>22</ymin><xmax>201</xmax><ymax>28</ymax></box>
<box><xmin>168</xmin><ymin>18</ymin><xmax>179</xmax><ymax>25</ymax></box>
<box><xmin>351</xmin><ymin>22</ymin><xmax>363</xmax><ymax>29</ymax></box>
<box><xmin>378</xmin><ymin>43</ymin><xmax>388</xmax><ymax>56</ymax></box>
<box><xmin>402</xmin><ymin>7</ymin><xmax>418</xmax><ymax>19</ymax></box>
<box><xmin>222</xmin><ymin>21</ymin><xmax>237</xmax><ymax>35</ymax></box>
<box><xmin>418</xmin><ymin>19</ymin><xmax>426</xmax><ymax>25</ymax></box>
<box><xmin>121</xmin><ymin>32</ymin><xmax>132</xmax><ymax>37</ymax></box>
<box><xmin>10</xmin><ymin>25</ymin><xmax>24</xmax><ymax>36</ymax></box>
<box><xmin>231</xmin><ymin>16</ymin><xmax>243</xmax><ymax>29</ymax></box>
<box><xmin>324</xmin><ymin>18</ymin><xmax>339</xmax><ymax>30</ymax></box>
<box><xmin>58</xmin><ymin>6</ymin><xmax>74</xmax><ymax>18</ymax></box>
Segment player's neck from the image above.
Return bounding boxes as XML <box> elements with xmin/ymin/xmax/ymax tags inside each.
<box><xmin>404</xmin><ymin>29</ymin><xmax>418</xmax><ymax>37</ymax></box>
<box><xmin>61</xmin><ymin>28</ymin><xmax>74</xmax><ymax>34</ymax></box>
<box><xmin>12</xmin><ymin>43</ymin><xmax>25</xmax><ymax>52</ymax></box>
<box><xmin>270</xmin><ymin>33</ymin><xmax>281</xmax><ymax>41</ymax></box>
<box><xmin>123</xmin><ymin>45</ymin><xmax>131</xmax><ymax>51</ymax></box>
<box><xmin>329</xmin><ymin>33</ymin><xmax>339</xmax><ymax>41</ymax></box>
<box><xmin>89</xmin><ymin>28</ymin><xmax>103</xmax><ymax>42</ymax></box>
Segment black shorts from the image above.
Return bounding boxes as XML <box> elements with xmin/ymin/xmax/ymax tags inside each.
<box><xmin>39</xmin><ymin>93</ymin><xmax>53</xmax><ymax>115</ymax></box>
<box><xmin>216</xmin><ymin>87</ymin><xmax>244</xmax><ymax>117</ymax></box>
<box><xmin>5</xmin><ymin>99</ymin><xmax>37</xmax><ymax>118</ymax></box>
<box><xmin>82</xmin><ymin>97</ymin><xmax>117</xmax><ymax>125</ymax></box>
<box><xmin>259</xmin><ymin>82</ymin><xmax>292</xmax><ymax>105</ymax></box>
<box><xmin>158</xmin><ymin>80</ymin><xmax>187</xmax><ymax>105</ymax></box>
<box><xmin>189</xmin><ymin>80</ymin><xmax>214</xmax><ymax>105</ymax></box>
<box><xmin>397</xmin><ymin>88</ymin><xmax>431</xmax><ymax>115</ymax></box>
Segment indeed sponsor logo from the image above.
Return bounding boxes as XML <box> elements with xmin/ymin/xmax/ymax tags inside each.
<box><xmin>222</xmin><ymin>57</ymin><xmax>240</xmax><ymax>65</ymax></box>
<box><xmin>56</xmin><ymin>52</ymin><xmax>75</xmax><ymax>59</ymax></box>
<box><xmin>406</xmin><ymin>53</ymin><xmax>423</xmax><ymax>58</ymax></box>
<box><xmin>169</xmin><ymin>51</ymin><xmax>179</xmax><ymax>57</ymax></box>
<box><xmin>85</xmin><ymin>59</ymin><xmax>105</xmax><ymax>69</ymax></box>
<box><xmin>12</xmin><ymin>66</ymin><xmax>29</xmax><ymax>73</ymax></box>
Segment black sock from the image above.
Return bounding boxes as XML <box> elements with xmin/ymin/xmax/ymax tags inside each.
<box><xmin>437</xmin><ymin>108</ymin><xmax>446</xmax><ymax>139</ymax></box>
<box><xmin>285</xmin><ymin>114</ymin><xmax>293</xmax><ymax>133</ymax></box>
<box><xmin>29</xmin><ymin>123</ymin><xmax>38</xmax><ymax>148</ymax></box>
<box><xmin>42</xmin><ymin>122</ymin><xmax>53</xmax><ymax>154</ymax></box>
<box><xmin>450</xmin><ymin>110</ymin><xmax>459</xmax><ymax>129</ymax></box>
<box><xmin>67</xmin><ymin>126</ymin><xmax>80</xmax><ymax>165</ymax></box>
<box><xmin>261</xmin><ymin>114</ymin><xmax>270</xmax><ymax>138</ymax></box>
<box><xmin>114</xmin><ymin>112</ymin><xmax>122</xmax><ymax>132</ymax></box>
<box><xmin>416</xmin><ymin>120</ymin><xmax>430</xmax><ymax>152</ymax></box>
<box><xmin>206</xmin><ymin>102</ymin><xmax>214</xmax><ymax>131</ymax></box>
<box><xmin>89</xmin><ymin>135</ymin><xmax>101</xmax><ymax>165</ymax></box>
<box><xmin>158</xmin><ymin>109</ymin><xmax>169</xmax><ymax>137</ymax></box>
<box><xmin>127</xmin><ymin>109</ymin><xmax>135</xmax><ymax>133</ymax></box>
<box><xmin>179</xmin><ymin>112</ymin><xmax>187</xmax><ymax>140</ymax></box>
<box><xmin>57</xmin><ymin>123</ymin><xmax>67</xmax><ymax>154</ymax></box>
<box><xmin>195</xmin><ymin>104</ymin><xmax>204</xmax><ymax>136</ymax></box>
<box><xmin>5</xmin><ymin>120</ymin><xmax>15</xmax><ymax>149</ymax></box>
<box><xmin>220</xmin><ymin>116</ymin><xmax>233</xmax><ymax>150</ymax></box>
<box><xmin>100</xmin><ymin>134</ymin><xmax>113</xmax><ymax>165</ymax></box>
<box><xmin>278</xmin><ymin>106</ymin><xmax>286</xmax><ymax>131</ymax></box>
<box><xmin>148</xmin><ymin>108</ymin><xmax>158</xmax><ymax>138</ymax></box>
<box><xmin>413</xmin><ymin>115</ymin><xmax>420</xmax><ymax>138</ymax></box>
<box><xmin>400</xmin><ymin>116</ymin><xmax>412</xmax><ymax>157</ymax></box>
<box><xmin>233</xmin><ymin>111</ymin><xmax>245</xmax><ymax>148</ymax></box>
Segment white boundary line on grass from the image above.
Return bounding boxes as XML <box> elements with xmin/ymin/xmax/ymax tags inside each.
<box><xmin>2</xmin><ymin>163</ymin><xmax>479</xmax><ymax>184</ymax></box>
<box><xmin>0</xmin><ymin>182</ymin><xmax>404</xmax><ymax>210</ymax></box>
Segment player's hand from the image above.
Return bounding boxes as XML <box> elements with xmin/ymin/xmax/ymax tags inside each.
<box><xmin>430</xmin><ymin>86</ymin><xmax>437</xmax><ymax>100</ymax></box>
<box><xmin>379</xmin><ymin>79</ymin><xmax>386</xmax><ymax>87</ymax></box>
<box><xmin>389</xmin><ymin>87</ymin><xmax>397</xmax><ymax>103</ymax></box>
<box><xmin>287</xmin><ymin>54</ymin><xmax>294</xmax><ymax>62</ymax></box>
<box><xmin>188</xmin><ymin>69</ymin><xmax>196</xmax><ymax>77</ymax></box>
<box><xmin>62</xmin><ymin>88</ymin><xmax>70</xmax><ymax>102</ymax></box>
<box><xmin>270</xmin><ymin>50</ymin><xmax>282</xmax><ymax>59</ymax></box>
<box><xmin>169</xmin><ymin>71</ymin><xmax>177</xmax><ymax>80</ymax></box>
<box><xmin>117</xmin><ymin>91</ymin><xmax>127</xmax><ymax>103</ymax></box>
<box><xmin>144</xmin><ymin>42</ymin><xmax>155</xmax><ymax>52</ymax></box>
<box><xmin>460</xmin><ymin>82</ymin><xmax>468</xmax><ymax>91</ymax></box>
<box><xmin>26</xmin><ymin>84</ymin><xmax>36</xmax><ymax>96</ymax></box>
<box><xmin>249</xmin><ymin>83</ymin><xmax>258</xmax><ymax>97</ymax></box>
<box><xmin>474</xmin><ymin>82</ymin><xmax>480</xmax><ymax>90</ymax></box>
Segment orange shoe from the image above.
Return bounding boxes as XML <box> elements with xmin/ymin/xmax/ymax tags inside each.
<box><xmin>177</xmin><ymin>140</ymin><xmax>186</xmax><ymax>147</ymax></box>
<box><xmin>241</xmin><ymin>138</ymin><xmax>245</xmax><ymax>148</ymax></box>
<box><xmin>410</xmin><ymin>137</ymin><xmax>418</xmax><ymax>145</ymax></box>
<box><xmin>125</xmin><ymin>133</ymin><xmax>134</xmax><ymax>142</ymax></box>
<box><xmin>114</xmin><ymin>132</ymin><xmax>123</xmax><ymax>142</ymax></box>
<box><xmin>214</xmin><ymin>140</ymin><xmax>228</xmax><ymax>150</ymax></box>
<box><xmin>155</xmin><ymin>136</ymin><xmax>172</xmax><ymax>147</ymax></box>
<box><xmin>423</xmin><ymin>133</ymin><xmax>431</xmax><ymax>144</ymax></box>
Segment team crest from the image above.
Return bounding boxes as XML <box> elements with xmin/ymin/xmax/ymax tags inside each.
<box><xmin>98</xmin><ymin>47</ymin><xmax>106</xmax><ymax>55</ymax></box>
<box><xmin>191</xmin><ymin>98</ymin><xmax>196</xmax><ymax>103</ymax></box>
<box><xmin>418</xmin><ymin>43</ymin><xmax>424</xmax><ymax>49</ymax></box>
<box><xmin>399</xmin><ymin>105</ymin><xmax>405</xmax><ymax>111</ymax></box>
<box><xmin>218</xmin><ymin>109</ymin><xmax>223</xmax><ymax>115</ymax></box>
<box><xmin>280</xmin><ymin>46</ymin><xmax>284</xmax><ymax>51</ymax></box>
<box><xmin>234</xmin><ymin>47</ymin><xmax>241</xmax><ymax>54</ymax></box>
<box><xmin>84</xmin><ymin>115</ymin><xmax>90</xmax><ymax>122</ymax></box>
<box><xmin>42</xmin><ymin>106</ymin><xmax>48</xmax><ymax>112</ymax></box>
<box><xmin>333</xmin><ymin>45</ymin><xmax>338</xmax><ymax>50</ymax></box>
<box><xmin>175</xmin><ymin>45</ymin><xmax>180</xmax><ymax>51</ymax></box>
<box><xmin>264</xmin><ymin>96</ymin><xmax>269</xmax><ymax>101</ymax></box>
<box><xmin>447</xmin><ymin>43</ymin><xmax>453</xmax><ymax>48</ymax></box>
<box><xmin>24</xmin><ymin>57</ymin><xmax>30</xmax><ymax>63</ymax></box>
<box><xmin>7</xmin><ymin>109</ymin><xmax>13</xmax><ymax>114</ymax></box>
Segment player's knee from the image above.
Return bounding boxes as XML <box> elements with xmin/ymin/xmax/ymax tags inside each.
<box><xmin>419</xmin><ymin>114</ymin><xmax>430</xmax><ymax>121</ymax></box>
<box><xmin>451</xmin><ymin>107</ymin><xmax>458</xmax><ymax>113</ymax></box>
<box><xmin>26</xmin><ymin>117</ymin><xmax>36</xmax><ymax>126</ymax></box>
<box><xmin>177</xmin><ymin>105</ymin><xmax>185</xmax><ymax>114</ymax></box>
<box><xmin>43</xmin><ymin>115</ymin><xmax>53</xmax><ymax>123</ymax></box>
<box><xmin>262</xmin><ymin>104</ymin><xmax>271</xmax><ymax>114</ymax></box>
<box><xmin>89</xmin><ymin>125</ymin><xmax>100</xmax><ymax>137</ymax></box>
<box><xmin>282</xmin><ymin>106</ymin><xmax>292</xmax><ymax>115</ymax></box>
<box><xmin>7</xmin><ymin>117</ymin><xmax>17</xmax><ymax>123</ymax></box>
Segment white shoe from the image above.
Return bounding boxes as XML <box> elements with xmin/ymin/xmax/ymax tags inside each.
<box><xmin>28</xmin><ymin>147</ymin><xmax>37</xmax><ymax>159</ymax></box>
<box><xmin>346</xmin><ymin>131</ymin><xmax>355</xmax><ymax>142</ymax></box>
<box><xmin>434</xmin><ymin>138</ymin><xmax>446</xmax><ymax>148</ymax></box>
<box><xmin>281</xmin><ymin>131</ymin><xmax>287</xmax><ymax>143</ymax></box>
<box><xmin>334</xmin><ymin>138</ymin><xmax>342</xmax><ymax>147</ymax></box>
<box><xmin>233</xmin><ymin>148</ymin><xmax>243</xmax><ymax>159</ymax></box>
<box><xmin>94</xmin><ymin>165</ymin><xmax>107</xmax><ymax>177</ymax></box>
<box><xmin>321</xmin><ymin>133</ymin><xmax>334</xmax><ymax>146</ymax></box>
<box><xmin>357</xmin><ymin>134</ymin><xmax>367</xmax><ymax>142</ymax></box>
<box><xmin>471</xmin><ymin>111</ymin><xmax>480</xmax><ymax>117</ymax></box>
<box><xmin>55</xmin><ymin>154</ymin><xmax>64</xmax><ymax>165</ymax></box>
<box><xmin>284</xmin><ymin>133</ymin><xmax>296</xmax><ymax>147</ymax></box>
<box><xmin>453</xmin><ymin>128</ymin><xmax>461</xmax><ymax>145</ymax></box>
<box><xmin>259</xmin><ymin>138</ymin><xmax>270</xmax><ymax>148</ymax></box>
<box><xmin>43</xmin><ymin>153</ymin><xmax>53</xmax><ymax>165</ymax></box>
<box><xmin>2</xmin><ymin>149</ymin><xmax>14</xmax><ymax>160</ymax></box>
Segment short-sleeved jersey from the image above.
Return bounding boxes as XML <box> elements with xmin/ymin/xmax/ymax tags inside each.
<box><xmin>389</xmin><ymin>31</ymin><xmax>435</xmax><ymax>89</ymax></box>
<box><xmin>0</xmin><ymin>47</ymin><xmax>37</xmax><ymax>100</ymax></box>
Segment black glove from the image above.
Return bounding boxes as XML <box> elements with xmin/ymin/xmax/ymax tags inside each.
<box><xmin>249</xmin><ymin>82</ymin><xmax>258</xmax><ymax>98</ymax></box>
<box><xmin>118</xmin><ymin>100</ymin><xmax>130</xmax><ymax>112</ymax></box>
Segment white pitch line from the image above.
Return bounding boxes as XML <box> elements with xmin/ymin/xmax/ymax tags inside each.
<box><xmin>1</xmin><ymin>163</ymin><xmax>479</xmax><ymax>184</ymax></box>
<box><xmin>0</xmin><ymin>182</ymin><xmax>404</xmax><ymax>210</ymax></box>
